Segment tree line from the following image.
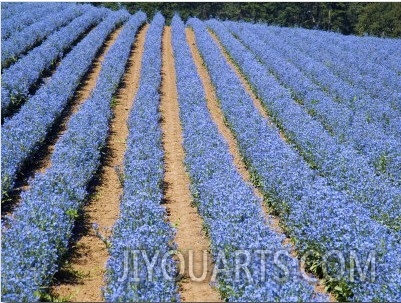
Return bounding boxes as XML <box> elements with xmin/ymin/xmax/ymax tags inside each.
<box><xmin>91</xmin><ymin>2</ymin><xmax>401</xmax><ymax>38</ymax></box>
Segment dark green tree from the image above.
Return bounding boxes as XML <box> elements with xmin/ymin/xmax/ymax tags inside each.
<box><xmin>357</xmin><ymin>2</ymin><xmax>401</xmax><ymax>37</ymax></box>
<box><xmin>89</xmin><ymin>2</ymin><xmax>401</xmax><ymax>37</ymax></box>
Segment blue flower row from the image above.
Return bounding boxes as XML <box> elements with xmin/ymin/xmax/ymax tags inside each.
<box><xmin>240</xmin><ymin>22</ymin><xmax>401</xmax><ymax>139</ymax></box>
<box><xmin>188</xmin><ymin>18</ymin><xmax>401</xmax><ymax>302</ymax></box>
<box><xmin>1</xmin><ymin>4</ymin><xmax>86</xmax><ymax>68</ymax></box>
<box><xmin>1</xmin><ymin>10</ymin><xmax>130</xmax><ymax>197</ymax></box>
<box><xmin>1</xmin><ymin>3</ymin><xmax>70</xmax><ymax>40</ymax></box>
<box><xmin>258</xmin><ymin>24</ymin><xmax>401</xmax><ymax>115</ymax></box>
<box><xmin>1</xmin><ymin>3</ymin><xmax>47</xmax><ymax>21</ymax></box>
<box><xmin>175</xmin><ymin>16</ymin><xmax>324</xmax><ymax>301</ymax></box>
<box><xmin>316</xmin><ymin>28</ymin><xmax>401</xmax><ymax>103</ymax></box>
<box><xmin>1</xmin><ymin>6</ymin><xmax>108</xmax><ymax>116</ymax></box>
<box><xmin>1</xmin><ymin>12</ymin><xmax>146</xmax><ymax>302</ymax></box>
<box><xmin>224</xmin><ymin>21</ymin><xmax>401</xmax><ymax>181</ymax></box>
<box><xmin>104</xmin><ymin>13</ymin><xmax>180</xmax><ymax>302</ymax></box>
<box><xmin>207</xmin><ymin>19</ymin><xmax>401</xmax><ymax>232</ymax></box>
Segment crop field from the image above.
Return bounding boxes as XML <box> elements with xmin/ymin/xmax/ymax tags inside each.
<box><xmin>1</xmin><ymin>3</ymin><xmax>401</xmax><ymax>302</ymax></box>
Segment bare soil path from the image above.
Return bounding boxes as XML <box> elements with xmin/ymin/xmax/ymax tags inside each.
<box><xmin>40</xmin><ymin>27</ymin><xmax>124</xmax><ymax>174</ymax></box>
<box><xmin>186</xmin><ymin>28</ymin><xmax>271</xmax><ymax>226</ymax></box>
<box><xmin>49</xmin><ymin>24</ymin><xmax>148</xmax><ymax>302</ymax></box>
<box><xmin>208</xmin><ymin>30</ymin><xmax>289</xmax><ymax>143</ymax></box>
<box><xmin>1</xmin><ymin>27</ymin><xmax>123</xmax><ymax>220</ymax></box>
<box><xmin>188</xmin><ymin>28</ymin><xmax>335</xmax><ymax>302</ymax></box>
<box><xmin>160</xmin><ymin>26</ymin><xmax>221</xmax><ymax>303</ymax></box>
<box><xmin>1</xmin><ymin>23</ymin><xmax>99</xmax><ymax>124</ymax></box>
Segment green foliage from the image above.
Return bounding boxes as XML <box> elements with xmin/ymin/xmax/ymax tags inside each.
<box><xmin>65</xmin><ymin>208</ymin><xmax>78</xmax><ymax>220</ymax></box>
<box><xmin>325</xmin><ymin>278</ymin><xmax>353</xmax><ymax>302</ymax></box>
<box><xmin>357</xmin><ymin>3</ymin><xmax>401</xmax><ymax>37</ymax></box>
<box><xmin>90</xmin><ymin>2</ymin><xmax>120</xmax><ymax>11</ymax></box>
<box><xmin>34</xmin><ymin>290</ymin><xmax>72</xmax><ymax>302</ymax></box>
<box><xmin>218</xmin><ymin>278</ymin><xmax>237</xmax><ymax>300</ymax></box>
<box><xmin>1</xmin><ymin>175</ymin><xmax>12</xmax><ymax>203</ymax></box>
<box><xmin>90</xmin><ymin>2</ymin><xmax>401</xmax><ymax>37</ymax></box>
<box><xmin>375</xmin><ymin>153</ymin><xmax>388</xmax><ymax>175</ymax></box>
<box><xmin>308</xmin><ymin>108</ymin><xmax>317</xmax><ymax>117</ymax></box>
<box><xmin>301</xmin><ymin>248</ymin><xmax>354</xmax><ymax>301</ymax></box>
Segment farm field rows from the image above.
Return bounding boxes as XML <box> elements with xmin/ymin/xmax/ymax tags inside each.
<box><xmin>1</xmin><ymin>3</ymin><xmax>401</xmax><ymax>302</ymax></box>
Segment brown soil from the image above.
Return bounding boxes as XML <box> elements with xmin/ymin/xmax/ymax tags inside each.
<box><xmin>49</xmin><ymin>24</ymin><xmax>149</xmax><ymax>302</ymax></box>
<box><xmin>208</xmin><ymin>30</ymin><xmax>288</xmax><ymax>143</ymax></box>
<box><xmin>160</xmin><ymin>26</ymin><xmax>221</xmax><ymax>302</ymax></box>
<box><xmin>1</xmin><ymin>23</ymin><xmax>99</xmax><ymax>123</ymax></box>
<box><xmin>186</xmin><ymin>28</ymin><xmax>273</xmax><ymax>229</ymax></box>
<box><xmin>40</xmin><ymin>27</ymin><xmax>124</xmax><ymax>174</ymax></box>
<box><xmin>1</xmin><ymin>27</ymin><xmax>123</xmax><ymax>220</ymax></box>
<box><xmin>188</xmin><ymin>28</ymin><xmax>336</xmax><ymax>302</ymax></box>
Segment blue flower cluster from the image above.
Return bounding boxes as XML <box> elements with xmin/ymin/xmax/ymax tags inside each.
<box><xmin>1</xmin><ymin>10</ymin><xmax>130</xmax><ymax>198</ymax></box>
<box><xmin>1</xmin><ymin>6</ymin><xmax>108</xmax><ymax>116</ymax></box>
<box><xmin>223</xmin><ymin>21</ymin><xmax>401</xmax><ymax>182</ymax></box>
<box><xmin>104</xmin><ymin>13</ymin><xmax>180</xmax><ymax>302</ymax></box>
<box><xmin>294</xmin><ymin>29</ymin><xmax>401</xmax><ymax>137</ymax></box>
<box><xmin>175</xmin><ymin>16</ymin><xmax>325</xmax><ymax>301</ymax></box>
<box><xmin>1</xmin><ymin>3</ymin><xmax>46</xmax><ymax>21</ymax></box>
<box><xmin>206</xmin><ymin>20</ymin><xmax>401</xmax><ymax>232</ymax></box>
<box><xmin>2</xmin><ymin>3</ymin><xmax>69</xmax><ymax>40</ymax></box>
<box><xmin>1</xmin><ymin>12</ymin><xmax>146</xmax><ymax>302</ymax></box>
<box><xmin>253</xmin><ymin>24</ymin><xmax>401</xmax><ymax>111</ymax></box>
<box><xmin>1</xmin><ymin>4</ymin><xmax>86</xmax><ymax>68</ymax></box>
<box><xmin>269</xmin><ymin>25</ymin><xmax>401</xmax><ymax>113</ymax></box>
<box><xmin>189</xmin><ymin>18</ymin><xmax>401</xmax><ymax>301</ymax></box>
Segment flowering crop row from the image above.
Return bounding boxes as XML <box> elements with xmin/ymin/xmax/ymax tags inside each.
<box><xmin>222</xmin><ymin>22</ymin><xmax>401</xmax><ymax>184</ymax></box>
<box><xmin>1</xmin><ymin>11</ymin><xmax>129</xmax><ymax>198</ymax></box>
<box><xmin>1</xmin><ymin>7</ymin><xmax>108</xmax><ymax>117</ymax></box>
<box><xmin>1</xmin><ymin>12</ymin><xmax>146</xmax><ymax>302</ymax></box>
<box><xmin>306</xmin><ymin>27</ymin><xmax>401</xmax><ymax>102</ymax></box>
<box><xmin>2</xmin><ymin>3</ymin><xmax>70</xmax><ymax>40</ymax></box>
<box><xmin>104</xmin><ymin>13</ymin><xmax>180</xmax><ymax>302</ymax></box>
<box><xmin>1</xmin><ymin>3</ymin><xmax>24</xmax><ymax>20</ymax></box>
<box><xmin>1</xmin><ymin>4</ymin><xmax>86</xmax><ymax>68</ymax></box>
<box><xmin>257</xmin><ymin>24</ymin><xmax>401</xmax><ymax>113</ymax></box>
<box><xmin>207</xmin><ymin>20</ymin><xmax>401</xmax><ymax>231</ymax></box>
<box><xmin>1</xmin><ymin>3</ymin><xmax>46</xmax><ymax>21</ymax></box>
<box><xmin>177</xmin><ymin>16</ymin><xmax>324</xmax><ymax>301</ymax></box>
<box><xmin>189</xmin><ymin>18</ymin><xmax>401</xmax><ymax>301</ymax></box>
<box><xmin>242</xmin><ymin>22</ymin><xmax>401</xmax><ymax>140</ymax></box>
<box><xmin>238</xmin><ymin>22</ymin><xmax>401</xmax><ymax>145</ymax></box>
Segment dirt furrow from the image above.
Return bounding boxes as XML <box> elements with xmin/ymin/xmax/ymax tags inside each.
<box><xmin>160</xmin><ymin>26</ymin><xmax>221</xmax><ymax>303</ymax></box>
<box><xmin>49</xmin><ymin>24</ymin><xmax>149</xmax><ymax>302</ymax></box>
<box><xmin>39</xmin><ymin>26</ymin><xmax>124</xmax><ymax>174</ymax></box>
<box><xmin>1</xmin><ymin>27</ymin><xmax>123</xmax><ymax>219</ymax></box>
<box><xmin>1</xmin><ymin>23</ymin><xmax>99</xmax><ymax>124</ymax></box>
<box><xmin>186</xmin><ymin>28</ymin><xmax>274</xmax><ymax>228</ymax></box>
<box><xmin>208</xmin><ymin>30</ymin><xmax>289</xmax><ymax>143</ymax></box>
<box><xmin>187</xmin><ymin>28</ymin><xmax>335</xmax><ymax>302</ymax></box>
